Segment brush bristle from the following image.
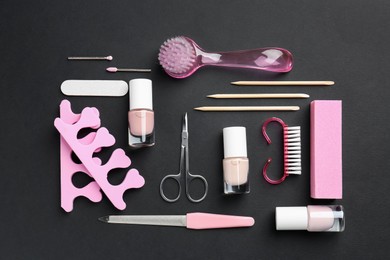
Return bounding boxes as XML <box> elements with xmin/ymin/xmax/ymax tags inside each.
<box><xmin>285</xmin><ymin>126</ymin><xmax>301</xmax><ymax>175</ymax></box>
<box><xmin>158</xmin><ymin>36</ymin><xmax>196</xmax><ymax>74</ymax></box>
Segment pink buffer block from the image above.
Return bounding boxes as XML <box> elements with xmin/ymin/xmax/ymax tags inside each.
<box><xmin>55</xmin><ymin>100</ymin><xmax>145</xmax><ymax>210</ymax></box>
<box><xmin>310</xmin><ymin>100</ymin><xmax>342</xmax><ymax>199</ymax></box>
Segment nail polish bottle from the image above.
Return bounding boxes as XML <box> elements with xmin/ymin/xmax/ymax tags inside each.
<box><xmin>275</xmin><ymin>205</ymin><xmax>345</xmax><ymax>232</ymax></box>
<box><xmin>222</xmin><ymin>126</ymin><xmax>250</xmax><ymax>194</ymax></box>
<box><xmin>128</xmin><ymin>78</ymin><xmax>155</xmax><ymax>148</ymax></box>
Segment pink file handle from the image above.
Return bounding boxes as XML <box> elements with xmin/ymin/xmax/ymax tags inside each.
<box><xmin>186</xmin><ymin>212</ymin><xmax>255</xmax><ymax>229</ymax></box>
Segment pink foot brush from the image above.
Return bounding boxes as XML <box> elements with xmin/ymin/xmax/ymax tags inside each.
<box><xmin>158</xmin><ymin>36</ymin><xmax>293</xmax><ymax>79</ymax></box>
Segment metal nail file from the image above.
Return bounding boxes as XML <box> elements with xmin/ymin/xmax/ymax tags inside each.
<box><xmin>98</xmin><ymin>212</ymin><xmax>255</xmax><ymax>230</ymax></box>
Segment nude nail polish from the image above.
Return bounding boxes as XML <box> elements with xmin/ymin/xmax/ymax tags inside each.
<box><xmin>222</xmin><ymin>126</ymin><xmax>250</xmax><ymax>194</ymax></box>
<box><xmin>276</xmin><ymin>205</ymin><xmax>345</xmax><ymax>232</ymax></box>
<box><xmin>128</xmin><ymin>79</ymin><xmax>155</xmax><ymax>148</ymax></box>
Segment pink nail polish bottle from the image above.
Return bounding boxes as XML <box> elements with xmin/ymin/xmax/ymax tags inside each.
<box><xmin>276</xmin><ymin>205</ymin><xmax>345</xmax><ymax>232</ymax></box>
<box><xmin>222</xmin><ymin>126</ymin><xmax>250</xmax><ymax>194</ymax></box>
<box><xmin>128</xmin><ymin>79</ymin><xmax>155</xmax><ymax>148</ymax></box>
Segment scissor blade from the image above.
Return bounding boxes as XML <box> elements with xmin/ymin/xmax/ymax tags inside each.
<box><xmin>99</xmin><ymin>215</ymin><xmax>187</xmax><ymax>227</ymax></box>
<box><xmin>182</xmin><ymin>113</ymin><xmax>188</xmax><ymax>133</ymax></box>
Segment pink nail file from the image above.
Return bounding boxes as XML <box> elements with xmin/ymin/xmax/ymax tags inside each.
<box><xmin>99</xmin><ymin>212</ymin><xmax>255</xmax><ymax>229</ymax></box>
<box><xmin>310</xmin><ymin>100</ymin><xmax>342</xmax><ymax>199</ymax></box>
<box><xmin>55</xmin><ymin>100</ymin><xmax>145</xmax><ymax>210</ymax></box>
<box><xmin>59</xmin><ymin>100</ymin><xmax>103</xmax><ymax>212</ymax></box>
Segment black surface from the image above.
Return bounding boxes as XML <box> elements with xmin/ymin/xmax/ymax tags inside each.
<box><xmin>1</xmin><ymin>0</ymin><xmax>389</xmax><ymax>259</ymax></box>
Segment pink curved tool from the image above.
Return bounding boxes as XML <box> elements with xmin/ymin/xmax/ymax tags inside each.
<box><xmin>55</xmin><ymin>100</ymin><xmax>145</xmax><ymax>210</ymax></box>
<box><xmin>261</xmin><ymin>117</ymin><xmax>301</xmax><ymax>185</ymax></box>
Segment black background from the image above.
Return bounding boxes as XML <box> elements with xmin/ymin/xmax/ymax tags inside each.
<box><xmin>1</xmin><ymin>0</ymin><xmax>390</xmax><ymax>259</ymax></box>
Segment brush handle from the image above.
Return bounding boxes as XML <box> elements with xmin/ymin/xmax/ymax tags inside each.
<box><xmin>200</xmin><ymin>48</ymin><xmax>293</xmax><ymax>73</ymax></box>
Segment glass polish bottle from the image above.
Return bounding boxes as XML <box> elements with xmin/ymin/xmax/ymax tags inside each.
<box><xmin>128</xmin><ymin>79</ymin><xmax>155</xmax><ymax>148</ymax></box>
<box><xmin>222</xmin><ymin>126</ymin><xmax>250</xmax><ymax>194</ymax></box>
<box><xmin>275</xmin><ymin>205</ymin><xmax>345</xmax><ymax>232</ymax></box>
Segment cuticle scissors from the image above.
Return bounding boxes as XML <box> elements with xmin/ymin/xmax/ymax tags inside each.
<box><xmin>159</xmin><ymin>113</ymin><xmax>208</xmax><ymax>203</ymax></box>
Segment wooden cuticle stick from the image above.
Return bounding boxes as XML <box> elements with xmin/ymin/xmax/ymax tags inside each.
<box><xmin>207</xmin><ymin>93</ymin><xmax>309</xmax><ymax>99</ymax></box>
<box><xmin>231</xmin><ymin>81</ymin><xmax>334</xmax><ymax>86</ymax></box>
<box><xmin>194</xmin><ymin>106</ymin><xmax>300</xmax><ymax>112</ymax></box>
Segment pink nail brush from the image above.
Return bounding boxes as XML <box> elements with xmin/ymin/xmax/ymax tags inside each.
<box><xmin>99</xmin><ymin>212</ymin><xmax>255</xmax><ymax>229</ymax></box>
<box><xmin>158</xmin><ymin>36</ymin><xmax>293</xmax><ymax>78</ymax></box>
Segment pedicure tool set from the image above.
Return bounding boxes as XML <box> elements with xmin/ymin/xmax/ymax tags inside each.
<box><xmin>55</xmin><ymin>35</ymin><xmax>344</xmax><ymax>232</ymax></box>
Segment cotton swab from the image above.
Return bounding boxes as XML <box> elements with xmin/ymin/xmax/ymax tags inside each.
<box><xmin>106</xmin><ymin>67</ymin><xmax>151</xmax><ymax>73</ymax></box>
<box><xmin>231</xmin><ymin>81</ymin><xmax>334</xmax><ymax>86</ymax></box>
<box><xmin>194</xmin><ymin>106</ymin><xmax>300</xmax><ymax>112</ymax></box>
<box><xmin>68</xmin><ymin>56</ymin><xmax>113</xmax><ymax>61</ymax></box>
<box><xmin>207</xmin><ymin>93</ymin><xmax>309</xmax><ymax>99</ymax></box>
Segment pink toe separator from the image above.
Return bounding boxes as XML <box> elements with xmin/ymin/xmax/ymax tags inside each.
<box><xmin>55</xmin><ymin>100</ymin><xmax>145</xmax><ymax>211</ymax></box>
<box><xmin>59</xmin><ymin>100</ymin><xmax>102</xmax><ymax>212</ymax></box>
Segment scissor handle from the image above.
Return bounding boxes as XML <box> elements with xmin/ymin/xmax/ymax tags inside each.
<box><xmin>186</xmin><ymin>172</ymin><xmax>208</xmax><ymax>203</ymax></box>
<box><xmin>160</xmin><ymin>173</ymin><xmax>182</xmax><ymax>203</ymax></box>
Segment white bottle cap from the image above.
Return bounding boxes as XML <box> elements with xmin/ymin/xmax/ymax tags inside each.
<box><xmin>275</xmin><ymin>207</ymin><xmax>308</xmax><ymax>230</ymax></box>
<box><xmin>129</xmin><ymin>79</ymin><xmax>153</xmax><ymax>110</ymax></box>
<box><xmin>223</xmin><ymin>126</ymin><xmax>247</xmax><ymax>158</ymax></box>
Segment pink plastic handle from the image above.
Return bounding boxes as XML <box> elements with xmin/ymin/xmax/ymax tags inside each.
<box><xmin>186</xmin><ymin>213</ymin><xmax>255</xmax><ymax>229</ymax></box>
<box><xmin>261</xmin><ymin>117</ymin><xmax>289</xmax><ymax>185</ymax></box>
<box><xmin>201</xmin><ymin>48</ymin><xmax>293</xmax><ymax>73</ymax></box>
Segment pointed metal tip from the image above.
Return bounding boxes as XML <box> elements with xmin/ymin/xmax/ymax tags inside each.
<box><xmin>182</xmin><ymin>113</ymin><xmax>188</xmax><ymax>131</ymax></box>
<box><xmin>98</xmin><ymin>216</ymin><xmax>109</xmax><ymax>223</ymax></box>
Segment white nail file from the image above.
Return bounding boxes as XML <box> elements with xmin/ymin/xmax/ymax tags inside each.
<box><xmin>61</xmin><ymin>80</ymin><xmax>128</xmax><ymax>97</ymax></box>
